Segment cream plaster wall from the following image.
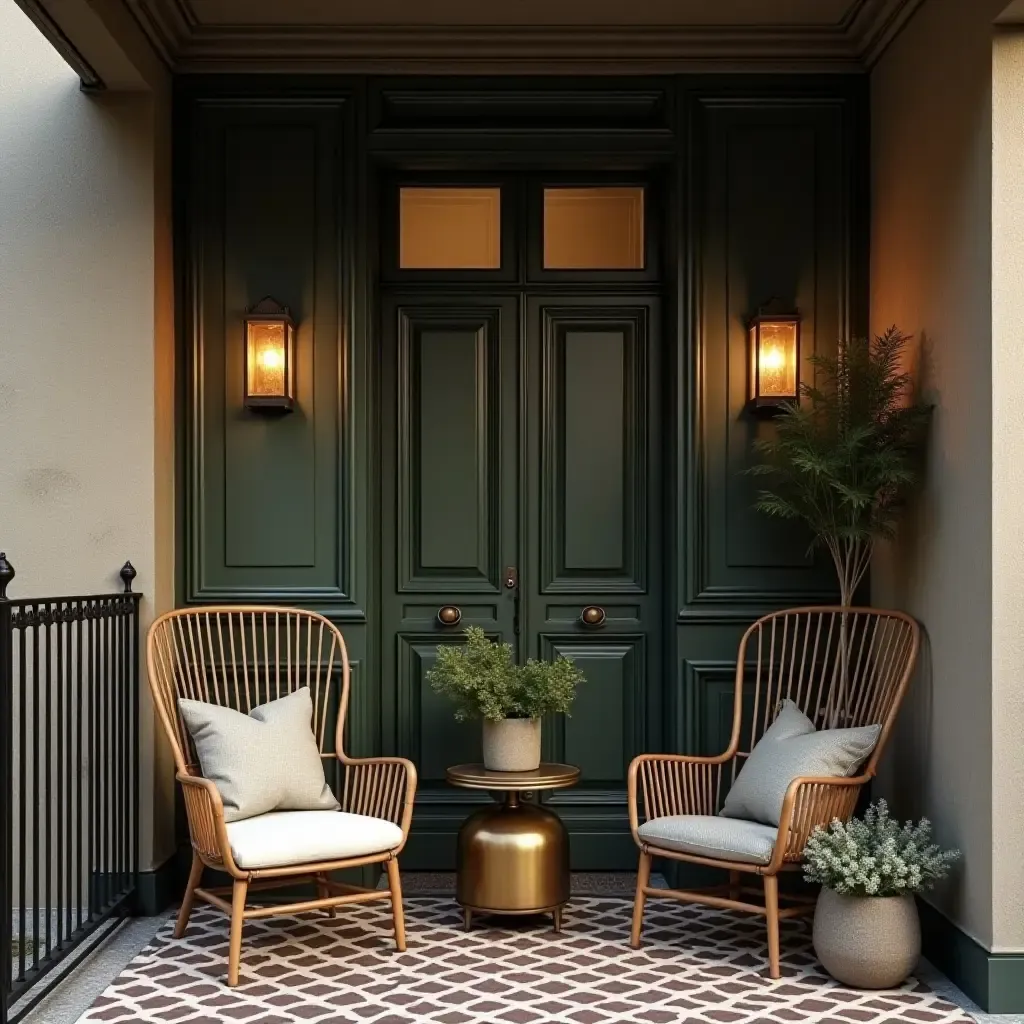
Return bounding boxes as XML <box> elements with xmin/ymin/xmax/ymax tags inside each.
<box><xmin>871</xmin><ymin>0</ymin><xmax>1022</xmax><ymax>951</ymax></box>
<box><xmin>989</xmin><ymin>25</ymin><xmax>1024</xmax><ymax>953</ymax></box>
<box><xmin>0</xmin><ymin>0</ymin><xmax>175</xmax><ymax>872</ymax></box>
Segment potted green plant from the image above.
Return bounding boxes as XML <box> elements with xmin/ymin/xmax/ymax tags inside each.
<box><xmin>427</xmin><ymin>626</ymin><xmax>584</xmax><ymax>771</ymax></box>
<box><xmin>804</xmin><ymin>800</ymin><xmax>960</xmax><ymax>988</ymax></box>
<box><xmin>749</xmin><ymin>326</ymin><xmax>932</xmax><ymax>718</ymax></box>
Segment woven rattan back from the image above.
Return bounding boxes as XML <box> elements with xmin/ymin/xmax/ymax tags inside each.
<box><xmin>731</xmin><ymin>607</ymin><xmax>919</xmax><ymax>774</ymax></box>
<box><xmin>147</xmin><ymin>606</ymin><xmax>350</xmax><ymax>775</ymax></box>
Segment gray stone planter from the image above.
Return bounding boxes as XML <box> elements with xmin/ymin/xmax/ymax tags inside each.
<box><xmin>813</xmin><ymin>888</ymin><xmax>921</xmax><ymax>988</ymax></box>
<box><xmin>482</xmin><ymin>717</ymin><xmax>541</xmax><ymax>771</ymax></box>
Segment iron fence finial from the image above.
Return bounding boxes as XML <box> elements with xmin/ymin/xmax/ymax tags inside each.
<box><xmin>120</xmin><ymin>561</ymin><xmax>137</xmax><ymax>595</ymax></box>
<box><xmin>0</xmin><ymin>553</ymin><xmax>13</xmax><ymax>600</ymax></box>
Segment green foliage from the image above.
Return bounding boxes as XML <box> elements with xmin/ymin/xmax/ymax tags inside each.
<box><xmin>749</xmin><ymin>326</ymin><xmax>932</xmax><ymax>605</ymax></box>
<box><xmin>803</xmin><ymin>799</ymin><xmax>960</xmax><ymax>897</ymax></box>
<box><xmin>427</xmin><ymin>626</ymin><xmax>584</xmax><ymax>722</ymax></box>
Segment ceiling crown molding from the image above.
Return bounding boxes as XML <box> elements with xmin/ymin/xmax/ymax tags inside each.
<box><xmin>21</xmin><ymin>0</ymin><xmax>931</xmax><ymax>80</ymax></box>
<box><xmin>844</xmin><ymin>0</ymin><xmax>926</xmax><ymax>64</ymax></box>
<box><xmin>174</xmin><ymin>23</ymin><xmax>863</xmax><ymax>74</ymax></box>
<box><xmin>123</xmin><ymin>0</ymin><xmax>193</xmax><ymax>66</ymax></box>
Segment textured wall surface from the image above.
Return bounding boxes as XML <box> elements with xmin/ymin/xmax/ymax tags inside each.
<box><xmin>990</xmin><ymin>24</ymin><xmax>1024</xmax><ymax>953</ymax></box>
<box><xmin>0</xmin><ymin>0</ymin><xmax>175</xmax><ymax>872</ymax></box>
<box><xmin>871</xmin><ymin>0</ymin><xmax>1014</xmax><ymax>952</ymax></box>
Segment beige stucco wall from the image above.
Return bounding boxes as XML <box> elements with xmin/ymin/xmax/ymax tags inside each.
<box><xmin>990</xmin><ymin>25</ymin><xmax>1024</xmax><ymax>953</ymax></box>
<box><xmin>0</xmin><ymin>0</ymin><xmax>175</xmax><ymax>872</ymax></box>
<box><xmin>871</xmin><ymin>0</ymin><xmax>1024</xmax><ymax>952</ymax></box>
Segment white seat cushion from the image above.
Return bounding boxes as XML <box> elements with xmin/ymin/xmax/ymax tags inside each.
<box><xmin>637</xmin><ymin>814</ymin><xmax>778</xmax><ymax>865</ymax></box>
<box><xmin>225</xmin><ymin>810</ymin><xmax>403</xmax><ymax>870</ymax></box>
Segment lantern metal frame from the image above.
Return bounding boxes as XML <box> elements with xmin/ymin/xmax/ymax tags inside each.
<box><xmin>748</xmin><ymin>307</ymin><xmax>801</xmax><ymax>415</ymax></box>
<box><xmin>243</xmin><ymin>296</ymin><xmax>296</xmax><ymax>414</ymax></box>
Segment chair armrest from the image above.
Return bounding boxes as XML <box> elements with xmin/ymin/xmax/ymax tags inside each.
<box><xmin>765</xmin><ymin>773</ymin><xmax>869</xmax><ymax>873</ymax></box>
<box><xmin>177</xmin><ymin>771</ymin><xmax>234</xmax><ymax>869</ymax></box>
<box><xmin>627</xmin><ymin>753</ymin><xmax>731</xmax><ymax>837</ymax></box>
<box><xmin>337</xmin><ymin>756</ymin><xmax>418</xmax><ymax>841</ymax></box>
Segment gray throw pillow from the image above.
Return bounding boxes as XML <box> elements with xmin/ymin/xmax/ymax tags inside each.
<box><xmin>178</xmin><ymin>687</ymin><xmax>339</xmax><ymax>823</ymax></box>
<box><xmin>720</xmin><ymin>699</ymin><xmax>880</xmax><ymax>827</ymax></box>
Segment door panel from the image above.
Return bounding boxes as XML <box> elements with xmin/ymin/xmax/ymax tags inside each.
<box><xmin>538</xmin><ymin>305</ymin><xmax>650</xmax><ymax>592</ymax></box>
<box><xmin>381</xmin><ymin>296</ymin><xmax>519</xmax><ymax>867</ymax></box>
<box><xmin>394</xmin><ymin>305</ymin><xmax>507</xmax><ymax>592</ymax></box>
<box><xmin>395</xmin><ymin>635</ymin><xmax>487</xmax><ymax>780</ymax></box>
<box><xmin>526</xmin><ymin>297</ymin><xmax>663</xmax><ymax>868</ymax></box>
<box><xmin>539</xmin><ymin>635</ymin><xmax>646</xmax><ymax>787</ymax></box>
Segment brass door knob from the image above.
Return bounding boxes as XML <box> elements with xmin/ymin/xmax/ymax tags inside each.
<box><xmin>580</xmin><ymin>606</ymin><xmax>607</xmax><ymax>627</ymax></box>
<box><xmin>437</xmin><ymin>606</ymin><xmax>462</xmax><ymax>626</ymax></box>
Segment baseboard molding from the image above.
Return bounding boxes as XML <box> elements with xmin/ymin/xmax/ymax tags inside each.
<box><xmin>135</xmin><ymin>854</ymin><xmax>182</xmax><ymax>916</ymax></box>
<box><xmin>918</xmin><ymin>898</ymin><xmax>1024</xmax><ymax>1013</ymax></box>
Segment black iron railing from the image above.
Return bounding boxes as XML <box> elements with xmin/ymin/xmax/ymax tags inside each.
<box><xmin>0</xmin><ymin>556</ymin><xmax>141</xmax><ymax>1024</ymax></box>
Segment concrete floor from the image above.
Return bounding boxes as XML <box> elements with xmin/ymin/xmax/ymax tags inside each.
<box><xmin>12</xmin><ymin>883</ymin><xmax>1023</xmax><ymax>1024</ymax></box>
<box><xmin>15</xmin><ymin>914</ymin><xmax>170</xmax><ymax>1024</ymax></box>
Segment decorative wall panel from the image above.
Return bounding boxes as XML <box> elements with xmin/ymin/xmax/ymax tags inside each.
<box><xmin>186</xmin><ymin>100</ymin><xmax>359</xmax><ymax>610</ymax></box>
<box><xmin>680</xmin><ymin>95</ymin><xmax>857</xmax><ymax>618</ymax></box>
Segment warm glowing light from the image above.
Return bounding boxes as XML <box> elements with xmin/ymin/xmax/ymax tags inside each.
<box><xmin>749</xmin><ymin>314</ymin><xmax>800</xmax><ymax>408</ymax></box>
<box><xmin>258</xmin><ymin>347</ymin><xmax>284</xmax><ymax>371</ymax></box>
<box><xmin>244</xmin><ymin>298</ymin><xmax>295</xmax><ymax>411</ymax></box>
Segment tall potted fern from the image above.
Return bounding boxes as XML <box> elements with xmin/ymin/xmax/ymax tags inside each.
<box><xmin>749</xmin><ymin>327</ymin><xmax>932</xmax><ymax>715</ymax></box>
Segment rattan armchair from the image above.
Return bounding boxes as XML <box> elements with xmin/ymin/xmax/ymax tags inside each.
<box><xmin>147</xmin><ymin>606</ymin><xmax>417</xmax><ymax>986</ymax></box>
<box><xmin>628</xmin><ymin>607</ymin><xmax>920</xmax><ymax>978</ymax></box>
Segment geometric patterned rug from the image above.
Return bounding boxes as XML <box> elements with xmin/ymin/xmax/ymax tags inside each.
<box><xmin>79</xmin><ymin>897</ymin><xmax>974</xmax><ymax>1024</ymax></box>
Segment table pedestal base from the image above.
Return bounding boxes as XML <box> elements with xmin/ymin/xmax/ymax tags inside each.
<box><xmin>455</xmin><ymin>792</ymin><xmax>569</xmax><ymax>931</ymax></box>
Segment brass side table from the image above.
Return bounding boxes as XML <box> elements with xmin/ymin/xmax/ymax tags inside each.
<box><xmin>446</xmin><ymin>762</ymin><xmax>580</xmax><ymax>932</ymax></box>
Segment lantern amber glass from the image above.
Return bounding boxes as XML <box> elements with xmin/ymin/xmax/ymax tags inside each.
<box><xmin>246</xmin><ymin>321</ymin><xmax>288</xmax><ymax>399</ymax></box>
<box><xmin>750</xmin><ymin>320</ymin><xmax>799</xmax><ymax>402</ymax></box>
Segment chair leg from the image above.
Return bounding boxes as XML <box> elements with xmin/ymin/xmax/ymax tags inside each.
<box><xmin>174</xmin><ymin>852</ymin><xmax>204</xmax><ymax>939</ymax></box>
<box><xmin>728</xmin><ymin>869</ymin><xmax>741</xmax><ymax>902</ymax></box>
<box><xmin>630</xmin><ymin>851</ymin><xmax>652</xmax><ymax>949</ymax></box>
<box><xmin>316</xmin><ymin>874</ymin><xmax>336</xmax><ymax>918</ymax></box>
<box><xmin>764</xmin><ymin>874</ymin><xmax>780</xmax><ymax>980</ymax></box>
<box><xmin>227</xmin><ymin>879</ymin><xmax>248</xmax><ymax>987</ymax></box>
<box><xmin>386</xmin><ymin>859</ymin><xmax>407</xmax><ymax>953</ymax></box>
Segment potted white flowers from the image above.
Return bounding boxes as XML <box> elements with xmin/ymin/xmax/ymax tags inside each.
<box><xmin>427</xmin><ymin>627</ymin><xmax>584</xmax><ymax>772</ymax></box>
<box><xmin>804</xmin><ymin>800</ymin><xmax>960</xmax><ymax>988</ymax></box>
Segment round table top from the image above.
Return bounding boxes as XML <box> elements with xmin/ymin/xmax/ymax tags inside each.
<box><xmin>446</xmin><ymin>763</ymin><xmax>580</xmax><ymax>792</ymax></box>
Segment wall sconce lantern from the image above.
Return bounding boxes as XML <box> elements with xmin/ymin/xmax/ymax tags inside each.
<box><xmin>244</xmin><ymin>297</ymin><xmax>295</xmax><ymax>413</ymax></box>
<box><xmin>748</xmin><ymin>307</ymin><xmax>800</xmax><ymax>413</ymax></box>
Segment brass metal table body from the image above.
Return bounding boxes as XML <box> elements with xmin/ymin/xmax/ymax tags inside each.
<box><xmin>446</xmin><ymin>763</ymin><xmax>580</xmax><ymax>932</ymax></box>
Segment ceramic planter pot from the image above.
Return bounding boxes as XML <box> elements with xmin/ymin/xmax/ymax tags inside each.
<box><xmin>813</xmin><ymin>888</ymin><xmax>921</xmax><ymax>988</ymax></box>
<box><xmin>482</xmin><ymin>717</ymin><xmax>541</xmax><ymax>772</ymax></box>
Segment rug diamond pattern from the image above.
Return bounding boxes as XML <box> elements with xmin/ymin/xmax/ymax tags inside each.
<box><xmin>81</xmin><ymin>898</ymin><xmax>973</xmax><ymax>1024</ymax></box>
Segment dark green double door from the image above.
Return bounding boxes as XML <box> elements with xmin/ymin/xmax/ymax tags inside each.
<box><xmin>380</xmin><ymin>282</ymin><xmax>663</xmax><ymax>870</ymax></box>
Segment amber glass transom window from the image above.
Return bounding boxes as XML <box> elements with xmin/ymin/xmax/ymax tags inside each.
<box><xmin>399</xmin><ymin>187</ymin><xmax>501</xmax><ymax>269</ymax></box>
<box><xmin>543</xmin><ymin>187</ymin><xmax>645</xmax><ymax>270</ymax></box>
